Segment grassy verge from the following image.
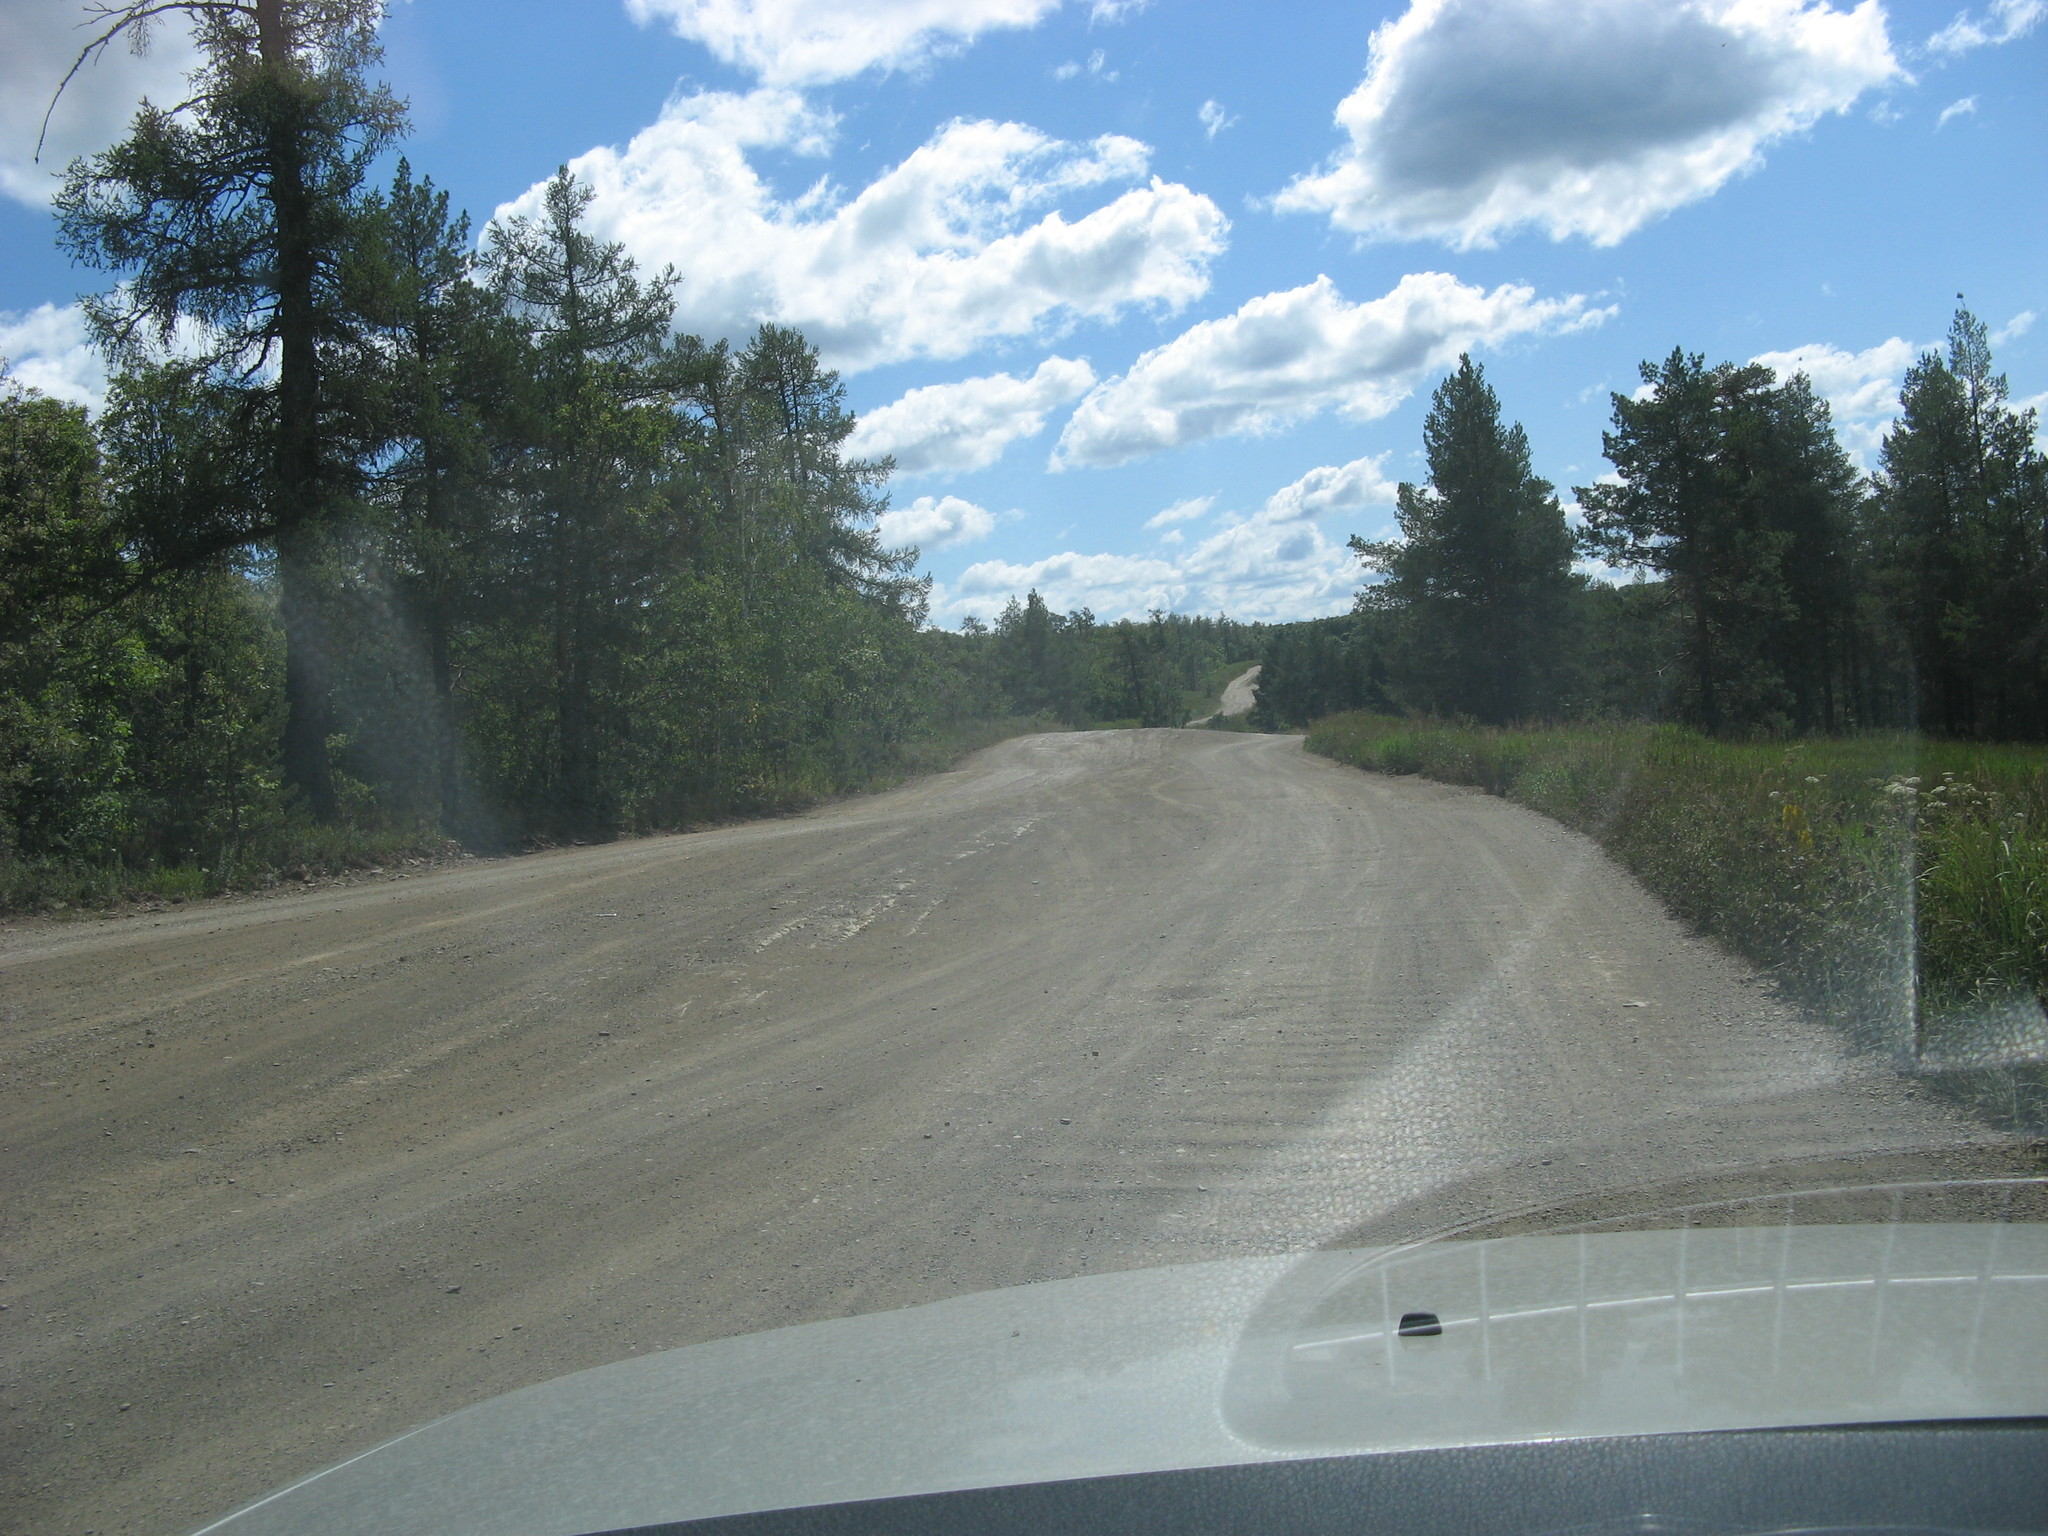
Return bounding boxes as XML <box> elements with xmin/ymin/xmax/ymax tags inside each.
<box><xmin>0</xmin><ymin>821</ymin><xmax>462</xmax><ymax>915</ymax></box>
<box><xmin>0</xmin><ymin>715</ymin><xmax>1057</xmax><ymax>919</ymax></box>
<box><xmin>1306</xmin><ymin>713</ymin><xmax>2048</xmax><ymax>1131</ymax></box>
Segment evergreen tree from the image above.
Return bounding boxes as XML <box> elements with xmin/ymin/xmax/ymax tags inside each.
<box><xmin>1248</xmin><ymin>614</ymin><xmax>1389</xmax><ymax>729</ymax></box>
<box><xmin>54</xmin><ymin>0</ymin><xmax>405</xmax><ymax>817</ymax></box>
<box><xmin>482</xmin><ymin>168</ymin><xmax>684</xmax><ymax>834</ymax></box>
<box><xmin>1867</xmin><ymin>304</ymin><xmax>2048</xmax><ymax>736</ymax></box>
<box><xmin>360</xmin><ymin>159</ymin><xmax>522</xmax><ymax>826</ymax></box>
<box><xmin>1351</xmin><ymin>356</ymin><xmax>1578</xmax><ymax>723</ymax></box>
<box><xmin>1740</xmin><ymin>372</ymin><xmax>1862</xmax><ymax>731</ymax></box>
<box><xmin>1575</xmin><ymin>350</ymin><xmax>1734</xmax><ymax>729</ymax></box>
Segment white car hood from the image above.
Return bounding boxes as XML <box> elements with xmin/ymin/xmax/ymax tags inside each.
<box><xmin>198</xmin><ymin>1221</ymin><xmax>2048</xmax><ymax>1536</ymax></box>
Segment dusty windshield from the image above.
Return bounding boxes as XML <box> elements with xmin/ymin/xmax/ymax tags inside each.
<box><xmin>1</xmin><ymin>0</ymin><xmax>2043</xmax><ymax>1532</ymax></box>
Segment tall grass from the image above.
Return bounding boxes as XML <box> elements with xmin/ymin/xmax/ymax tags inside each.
<box><xmin>1306</xmin><ymin>714</ymin><xmax>2048</xmax><ymax>1129</ymax></box>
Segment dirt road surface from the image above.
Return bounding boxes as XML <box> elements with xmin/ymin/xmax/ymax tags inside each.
<box><xmin>2</xmin><ymin>730</ymin><xmax>1984</xmax><ymax>1535</ymax></box>
<box><xmin>1216</xmin><ymin>663</ymin><xmax>1261</xmax><ymax>717</ymax></box>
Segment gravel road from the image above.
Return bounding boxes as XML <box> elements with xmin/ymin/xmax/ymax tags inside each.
<box><xmin>1</xmin><ymin>729</ymin><xmax>1985</xmax><ymax>1535</ymax></box>
<box><xmin>1216</xmin><ymin>662</ymin><xmax>1261</xmax><ymax>717</ymax></box>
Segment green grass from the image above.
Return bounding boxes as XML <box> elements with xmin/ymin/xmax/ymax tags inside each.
<box><xmin>0</xmin><ymin>820</ymin><xmax>460</xmax><ymax>914</ymax></box>
<box><xmin>1306</xmin><ymin>714</ymin><xmax>2048</xmax><ymax>1129</ymax></box>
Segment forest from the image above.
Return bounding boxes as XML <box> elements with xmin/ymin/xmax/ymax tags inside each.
<box><xmin>1249</xmin><ymin>319</ymin><xmax>2048</xmax><ymax>737</ymax></box>
<box><xmin>2</xmin><ymin>0</ymin><xmax>2044</xmax><ymax>912</ymax></box>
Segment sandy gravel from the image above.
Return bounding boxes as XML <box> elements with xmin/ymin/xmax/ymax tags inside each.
<box><xmin>0</xmin><ymin>730</ymin><xmax>1990</xmax><ymax>1535</ymax></box>
<box><xmin>1216</xmin><ymin>663</ymin><xmax>1261</xmax><ymax>717</ymax></box>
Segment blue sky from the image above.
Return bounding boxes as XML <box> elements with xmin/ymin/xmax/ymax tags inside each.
<box><xmin>2</xmin><ymin>0</ymin><xmax>2042</xmax><ymax>623</ymax></box>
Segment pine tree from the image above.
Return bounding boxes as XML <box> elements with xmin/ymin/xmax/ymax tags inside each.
<box><xmin>1352</xmin><ymin>355</ymin><xmax>1577</xmax><ymax>723</ymax></box>
<box><xmin>483</xmin><ymin>168</ymin><xmax>684</xmax><ymax>834</ymax></box>
<box><xmin>360</xmin><ymin>159</ymin><xmax>522</xmax><ymax>826</ymax></box>
<box><xmin>54</xmin><ymin>0</ymin><xmax>405</xmax><ymax>818</ymax></box>
<box><xmin>1867</xmin><ymin>304</ymin><xmax>2048</xmax><ymax>736</ymax></box>
<box><xmin>1575</xmin><ymin>350</ymin><xmax>1735</xmax><ymax>729</ymax></box>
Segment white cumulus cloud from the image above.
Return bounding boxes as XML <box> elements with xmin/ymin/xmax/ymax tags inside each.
<box><xmin>1053</xmin><ymin>271</ymin><xmax>1602</xmax><ymax>469</ymax></box>
<box><xmin>877</xmin><ymin>493</ymin><xmax>998</xmax><ymax>549</ymax></box>
<box><xmin>0</xmin><ymin>301</ymin><xmax>105</xmax><ymax>409</ymax></box>
<box><xmin>1</xmin><ymin>2</ymin><xmax>199</xmax><ymax>206</ymax></box>
<box><xmin>1198</xmin><ymin>99</ymin><xmax>1236</xmax><ymax>138</ymax></box>
<box><xmin>942</xmin><ymin>454</ymin><xmax>1397</xmax><ymax>623</ymax></box>
<box><xmin>1926</xmin><ymin>0</ymin><xmax>2044</xmax><ymax>53</ymax></box>
<box><xmin>1278</xmin><ymin>0</ymin><xmax>1900</xmax><ymax>249</ymax></box>
<box><xmin>1259</xmin><ymin>452</ymin><xmax>1399</xmax><ymax>521</ymax></box>
<box><xmin>846</xmin><ymin>355</ymin><xmax>1094</xmax><ymax>473</ymax></box>
<box><xmin>501</xmin><ymin>90</ymin><xmax>1228</xmax><ymax>375</ymax></box>
<box><xmin>1751</xmin><ymin>335</ymin><xmax>1920</xmax><ymax>461</ymax></box>
<box><xmin>1937</xmin><ymin>94</ymin><xmax>1978</xmax><ymax>126</ymax></box>
<box><xmin>626</xmin><ymin>0</ymin><xmax>1065</xmax><ymax>86</ymax></box>
<box><xmin>948</xmin><ymin>549</ymin><xmax>1185</xmax><ymax>618</ymax></box>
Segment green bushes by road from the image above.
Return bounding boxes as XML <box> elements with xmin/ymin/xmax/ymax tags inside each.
<box><xmin>1306</xmin><ymin>713</ymin><xmax>2048</xmax><ymax>1122</ymax></box>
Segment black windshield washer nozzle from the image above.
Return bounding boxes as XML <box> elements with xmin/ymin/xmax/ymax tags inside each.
<box><xmin>1397</xmin><ymin>1311</ymin><xmax>1443</xmax><ymax>1337</ymax></box>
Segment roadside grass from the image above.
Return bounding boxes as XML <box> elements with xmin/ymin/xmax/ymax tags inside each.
<box><xmin>0</xmin><ymin>820</ymin><xmax>460</xmax><ymax>915</ymax></box>
<box><xmin>0</xmin><ymin>715</ymin><xmax>1058</xmax><ymax>919</ymax></box>
<box><xmin>1306</xmin><ymin>713</ymin><xmax>2048</xmax><ymax>1131</ymax></box>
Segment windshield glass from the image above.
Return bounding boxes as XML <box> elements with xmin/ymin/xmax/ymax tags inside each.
<box><xmin>2</xmin><ymin>2</ymin><xmax>2043</xmax><ymax>1533</ymax></box>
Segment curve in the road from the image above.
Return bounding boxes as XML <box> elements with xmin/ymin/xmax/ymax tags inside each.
<box><xmin>0</xmin><ymin>729</ymin><xmax>1983</xmax><ymax>1536</ymax></box>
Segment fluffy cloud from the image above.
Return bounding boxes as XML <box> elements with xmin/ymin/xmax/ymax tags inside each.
<box><xmin>846</xmin><ymin>355</ymin><xmax>1094</xmax><ymax>473</ymax></box>
<box><xmin>1926</xmin><ymin>0</ymin><xmax>2043</xmax><ymax>53</ymax></box>
<box><xmin>502</xmin><ymin>90</ymin><xmax>1227</xmax><ymax>374</ymax></box>
<box><xmin>1751</xmin><ymin>335</ymin><xmax>1919</xmax><ymax>460</ymax></box>
<box><xmin>1198</xmin><ymin>100</ymin><xmax>1236</xmax><ymax>139</ymax></box>
<box><xmin>948</xmin><ymin>549</ymin><xmax>1183</xmax><ymax>617</ymax></box>
<box><xmin>942</xmin><ymin>456</ymin><xmax>1394</xmax><ymax>623</ymax></box>
<box><xmin>627</xmin><ymin>0</ymin><xmax>1064</xmax><ymax>86</ymax></box>
<box><xmin>1053</xmin><ymin>272</ymin><xmax>1601</xmax><ymax>468</ymax></box>
<box><xmin>877</xmin><ymin>493</ymin><xmax>998</xmax><ymax>549</ymax></box>
<box><xmin>1278</xmin><ymin>0</ymin><xmax>1900</xmax><ymax>249</ymax></box>
<box><xmin>1</xmin><ymin>3</ymin><xmax>199</xmax><ymax>206</ymax></box>
<box><xmin>1259</xmin><ymin>452</ymin><xmax>1399</xmax><ymax>520</ymax></box>
<box><xmin>944</xmin><ymin>522</ymin><xmax>1360</xmax><ymax>624</ymax></box>
<box><xmin>0</xmin><ymin>302</ymin><xmax>105</xmax><ymax>409</ymax></box>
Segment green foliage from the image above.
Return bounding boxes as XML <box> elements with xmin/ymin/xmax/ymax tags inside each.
<box><xmin>1866</xmin><ymin>308</ymin><xmax>2048</xmax><ymax>738</ymax></box>
<box><xmin>1353</xmin><ymin>355</ymin><xmax>1580</xmax><ymax>722</ymax></box>
<box><xmin>54</xmin><ymin>0</ymin><xmax>408</xmax><ymax>817</ymax></box>
<box><xmin>2</xmin><ymin>134</ymin><xmax>1020</xmax><ymax>904</ymax></box>
<box><xmin>1248</xmin><ymin>613</ymin><xmax>1389</xmax><ymax>729</ymax></box>
<box><xmin>942</xmin><ymin>596</ymin><xmax>1268</xmax><ymax>727</ymax></box>
<box><xmin>1307</xmin><ymin>712</ymin><xmax>2048</xmax><ymax>1126</ymax></box>
<box><xmin>1569</xmin><ymin>312</ymin><xmax>2045</xmax><ymax>739</ymax></box>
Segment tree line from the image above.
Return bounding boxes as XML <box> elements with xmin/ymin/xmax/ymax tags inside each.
<box><xmin>4</xmin><ymin>0</ymin><xmax>2042</xmax><ymax>903</ymax></box>
<box><xmin>934</xmin><ymin>594</ymin><xmax>1267</xmax><ymax>730</ymax></box>
<box><xmin>1</xmin><ymin>0</ymin><xmax>957</xmax><ymax>891</ymax></box>
<box><xmin>1252</xmin><ymin>309</ymin><xmax>2048</xmax><ymax>737</ymax></box>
